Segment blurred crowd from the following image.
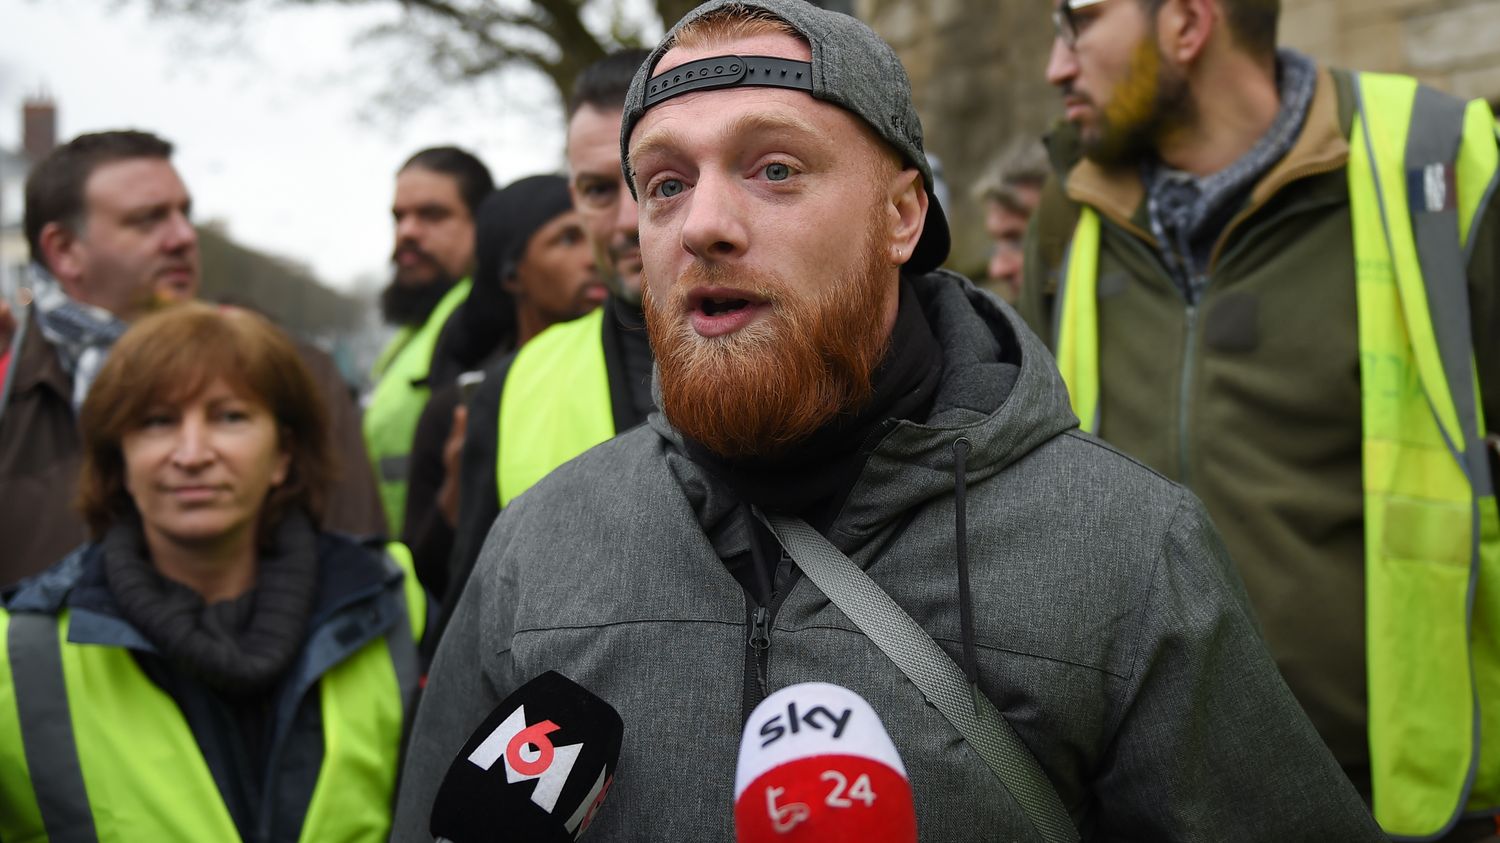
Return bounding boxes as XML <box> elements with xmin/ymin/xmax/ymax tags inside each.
<box><xmin>0</xmin><ymin>0</ymin><xmax>1497</xmax><ymax>840</ymax></box>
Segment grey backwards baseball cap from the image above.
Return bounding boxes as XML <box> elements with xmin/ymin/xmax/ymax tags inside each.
<box><xmin>620</xmin><ymin>0</ymin><xmax>950</xmax><ymax>274</ymax></box>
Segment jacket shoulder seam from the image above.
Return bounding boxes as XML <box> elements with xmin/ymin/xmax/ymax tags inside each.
<box><xmin>1059</xmin><ymin>429</ymin><xmax>1180</xmax><ymax>488</ymax></box>
<box><xmin>1099</xmin><ymin>489</ymin><xmax>1190</xmax><ymax>749</ymax></box>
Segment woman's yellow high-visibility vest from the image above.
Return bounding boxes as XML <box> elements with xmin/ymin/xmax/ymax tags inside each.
<box><xmin>1055</xmin><ymin>74</ymin><xmax>1500</xmax><ymax>839</ymax></box>
<box><xmin>0</xmin><ymin>543</ymin><xmax>425</xmax><ymax>842</ymax></box>
<box><xmin>496</xmin><ymin>307</ymin><xmax>615</xmax><ymax>508</ymax></box>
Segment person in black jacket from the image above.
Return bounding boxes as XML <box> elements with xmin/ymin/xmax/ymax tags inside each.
<box><xmin>404</xmin><ymin>175</ymin><xmax>598</xmax><ymax>600</ymax></box>
<box><xmin>441</xmin><ymin>49</ymin><xmax>654</xmax><ymax>622</ymax></box>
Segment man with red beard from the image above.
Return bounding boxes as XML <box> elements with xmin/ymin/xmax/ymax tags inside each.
<box><xmin>1020</xmin><ymin>1</ymin><xmax>1500</xmax><ymax>836</ymax></box>
<box><xmin>392</xmin><ymin>2</ymin><xmax>1378</xmax><ymax>838</ymax></box>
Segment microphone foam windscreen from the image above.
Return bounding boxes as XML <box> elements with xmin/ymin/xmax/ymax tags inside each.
<box><xmin>734</xmin><ymin>682</ymin><xmax>917</xmax><ymax>842</ymax></box>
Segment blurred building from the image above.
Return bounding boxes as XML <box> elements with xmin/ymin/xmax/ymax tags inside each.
<box><xmin>1</xmin><ymin>96</ymin><xmax>57</xmax><ymax>301</ymax></box>
<box><xmin>857</xmin><ymin>0</ymin><xmax>1500</xmax><ymax>279</ymax></box>
<box><xmin>0</xmin><ymin>97</ymin><xmax>369</xmax><ymax>382</ymax></box>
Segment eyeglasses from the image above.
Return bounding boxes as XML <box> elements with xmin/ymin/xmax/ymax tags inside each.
<box><xmin>1052</xmin><ymin>0</ymin><xmax>1111</xmax><ymax>48</ymax></box>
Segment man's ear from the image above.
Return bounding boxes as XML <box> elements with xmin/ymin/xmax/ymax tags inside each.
<box><xmin>38</xmin><ymin>221</ymin><xmax>87</xmax><ymax>295</ymax></box>
<box><xmin>1158</xmin><ymin>0</ymin><xmax>1218</xmax><ymax>66</ymax></box>
<box><xmin>885</xmin><ymin>167</ymin><xmax>928</xmax><ymax>267</ymax></box>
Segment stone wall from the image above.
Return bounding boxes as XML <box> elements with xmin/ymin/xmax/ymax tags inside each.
<box><xmin>1281</xmin><ymin>0</ymin><xmax>1500</xmax><ymax>103</ymax></box>
<box><xmin>858</xmin><ymin>0</ymin><xmax>1500</xmax><ymax>277</ymax></box>
<box><xmin>858</xmin><ymin>0</ymin><xmax>1056</xmax><ymax>276</ymax></box>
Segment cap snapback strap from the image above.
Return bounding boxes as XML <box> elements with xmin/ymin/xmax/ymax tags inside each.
<box><xmin>644</xmin><ymin>54</ymin><xmax>813</xmax><ymax>109</ymax></box>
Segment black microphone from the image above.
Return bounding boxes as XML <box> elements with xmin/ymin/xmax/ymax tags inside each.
<box><xmin>430</xmin><ymin>670</ymin><xmax>623</xmax><ymax>842</ymax></box>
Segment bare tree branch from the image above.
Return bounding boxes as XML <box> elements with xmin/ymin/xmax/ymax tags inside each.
<box><xmin>115</xmin><ymin>0</ymin><xmax>674</xmax><ymax>109</ymax></box>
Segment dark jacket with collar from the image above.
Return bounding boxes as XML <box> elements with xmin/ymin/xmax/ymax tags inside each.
<box><xmin>1</xmin><ymin>530</ymin><xmax>419</xmax><ymax>842</ymax></box>
<box><xmin>0</xmin><ymin>304</ymin><xmax>86</xmax><ymax>588</ymax></box>
<box><xmin>393</xmin><ymin>271</ymin><xmax>1380</xmax><ymax>840</ymax></box>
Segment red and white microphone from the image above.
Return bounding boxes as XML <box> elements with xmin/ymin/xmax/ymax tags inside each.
<box><xmin>734</xmin><ymin>682</ymin><xmax>918</xmax><ymax>842</ymax></box>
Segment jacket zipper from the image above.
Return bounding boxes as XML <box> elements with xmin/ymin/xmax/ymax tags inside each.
<box><xmin>1178</xmin><ymin>300</ymin><xmax>1201</xmax><ymax>486</ymax></box>
<box><xmin>741</xmin><ymin>550</ymin><xmax>799</xmax><ymax>721</ymax></box>
<box><xmin>1181</xmin><ymin>162</ymin><xmax>1347</xmax><ymax>488</ymax></box>
<box><xmin>741</xmin><ymin>601</ymin><xmax>775</xmax><ymax>722</ymax></box>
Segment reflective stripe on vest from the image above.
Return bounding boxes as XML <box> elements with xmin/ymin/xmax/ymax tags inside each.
<box><xmin>363</xmin><ymin>278</ymin><xmax>472</xmax><ymax>530</ymax></box>
<box><xmin>1349</xmin><ymin>74</ymin><xmax>1500</xmax><ymax>840</ymax></box>
<box><xmin>1053</xmin><ymin>74</ymin><xmax>1500</xmax><ymax>840</ymax></box>
<box><xmin>0</xmin><ymin>544</ymin><xmax>424</xmax><ymax>842</ymax></box>
<box><xmin>497</xmin><ymin>307</ymin><xmax>615</xmax><ymax>508</ymax></box>
<box><xmin>1054</xmin><ymin>208</ymin><xmax>1102</xmax><ymax>434</ymax></box>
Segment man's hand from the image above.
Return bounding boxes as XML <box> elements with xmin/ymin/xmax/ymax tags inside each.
<box><xmin>436</xmin><ymin>405</ymin><xmax>468</xmax><ymax>527</ymax></box>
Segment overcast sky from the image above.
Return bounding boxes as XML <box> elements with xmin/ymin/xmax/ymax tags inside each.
<box><xmin>0</xmin><ymin>0</ymin><xmax>650</xmax><ymax>292</ymax></box>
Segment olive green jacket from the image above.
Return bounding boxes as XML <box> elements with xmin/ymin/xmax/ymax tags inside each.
<box><xmin>1018</xmin><ymin>65</ymin><xmax>1500</xmax><ymax>792</ymax></box>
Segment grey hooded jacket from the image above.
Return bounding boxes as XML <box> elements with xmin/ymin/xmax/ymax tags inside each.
<box><xmin>393</xmin><ymin>271</ymin><xmax>1380</xmax><ymax>841</ymax></box>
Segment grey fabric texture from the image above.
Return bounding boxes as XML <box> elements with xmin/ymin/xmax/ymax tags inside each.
<box><xmin>618</xmin><ymin>0</ymin><xmax>951</xmax><ymax>273</ymax></box>
<box><xmin>762</xmin><ymin>511</ymin><xmax>1077</xmax><ymax>843</ymax></box>
<box><xmin>1398</xmin><ymin>83</ymin><xmax>1492</xmax><ymax>499</ymax></box>
<box><xmin>392</xmin><ymin>271</ymin><xmax>1381</xmax><ymax>841</ymax></box>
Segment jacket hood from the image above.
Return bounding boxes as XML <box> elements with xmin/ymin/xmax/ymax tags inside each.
<box><xmin>648</xmin><ymin>270</ymin><xmax>1080</xmax><ymax>538</ymax></box>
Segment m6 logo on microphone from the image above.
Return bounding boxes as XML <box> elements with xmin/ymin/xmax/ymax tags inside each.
<box><xmin>430</xmin><ymin>671</ymin><xmax>624</xmax><ymax>842</ymax></box>
<box><xmin>468</xmin><ymin>706</ymin><xmax>583</xmax><ymax>813</ymax></box>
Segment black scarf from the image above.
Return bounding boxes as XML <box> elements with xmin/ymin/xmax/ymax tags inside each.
<box><xmin>103</xmin><ymin>511</ymin><xmax>319</xmax><ymax>697</ymax></box>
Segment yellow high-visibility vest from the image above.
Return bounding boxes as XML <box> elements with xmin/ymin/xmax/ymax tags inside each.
<box><xmin>1054</xmin><ymin>74</ymin><xmax>1500</xmax><ymax>839</ymax></box>
<box><xmin>496</xmin><ymin>307</ymin><xmax>615</xmax><ymax>508</ymax></box>
<box><xmin>0</xmin><ymin>543</ymin><xmax>425</xmax><ymax>842</ymax></box>
<box><xmin>364</xmin><ymin>279</ymin><xmax>472</xmax><ymax>530</ymax></box>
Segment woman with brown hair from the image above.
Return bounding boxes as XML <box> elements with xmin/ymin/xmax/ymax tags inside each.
<box><xmin>0</xmin><ymin>303</ymin><xmax>425</xmax><ymax>842</ymax></box>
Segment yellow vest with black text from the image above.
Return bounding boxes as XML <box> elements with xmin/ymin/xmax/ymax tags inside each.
<box><xmin>0</xmin><ymin>543</ymin><xmax>426</xmax><ymax>842</ymax></box>
<box><xmin>496</xmin><ymin>307</ymin><xmax>615</xmax><ymax>508</ymax></box>
<box><xmin>1054</xmin><ymin>74</ymin><xmax>1500</xmax><ymax>839</ymax></box>
<box><xmin>364</xmin><ymin>279</ymin><xmax>471</xmax><ymax>531</ymax></box>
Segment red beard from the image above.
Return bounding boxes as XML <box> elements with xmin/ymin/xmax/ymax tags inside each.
<box><xmin>643</xmin><ymin>240</ymin><xmax>894</xmax><ymax>459</ymax></box>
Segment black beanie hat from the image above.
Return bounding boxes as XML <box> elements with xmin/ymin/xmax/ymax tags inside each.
<box><xmin>434</xmin><ymin>174</ymin><xmax>575</xmax><ymax>382</ymax></box>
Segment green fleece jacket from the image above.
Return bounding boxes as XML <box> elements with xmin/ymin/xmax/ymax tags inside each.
<box><xmin>1018</xmin><ymin>65</ymin><xmax>1500</xmax><ymax>793</ymax></box>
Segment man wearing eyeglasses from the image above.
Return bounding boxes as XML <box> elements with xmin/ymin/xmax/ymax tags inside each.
<box><xmin>1019</xmin><ymin>1</ymin><xmax>1500</xmax><ymax>839</ymax></box>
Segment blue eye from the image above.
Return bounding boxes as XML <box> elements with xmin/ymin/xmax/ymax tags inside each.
<box><xmin>765</xmin><ymin>163</ymin><xmax>792</xmax><ymax>181</ymax></box>
<box><xmin>657</xmin><ymin>179</ymin><xmax>685</xmax><ymax>198</ymax></box>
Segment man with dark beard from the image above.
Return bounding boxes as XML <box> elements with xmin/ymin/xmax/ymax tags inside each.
<box><xmin>364</xmin><ymin>146</ymin><xmax>493</xmax><ymax>534</ymax></box>
<box><xmin>1019</xmin><ymin>2</ymin><xmax>1500</xmax><ymax>837</ymax></box>
<box><xmin>391</xmin><ymin>2</ymin><xmax>1379</xmax><ymax>839</ymax></box>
